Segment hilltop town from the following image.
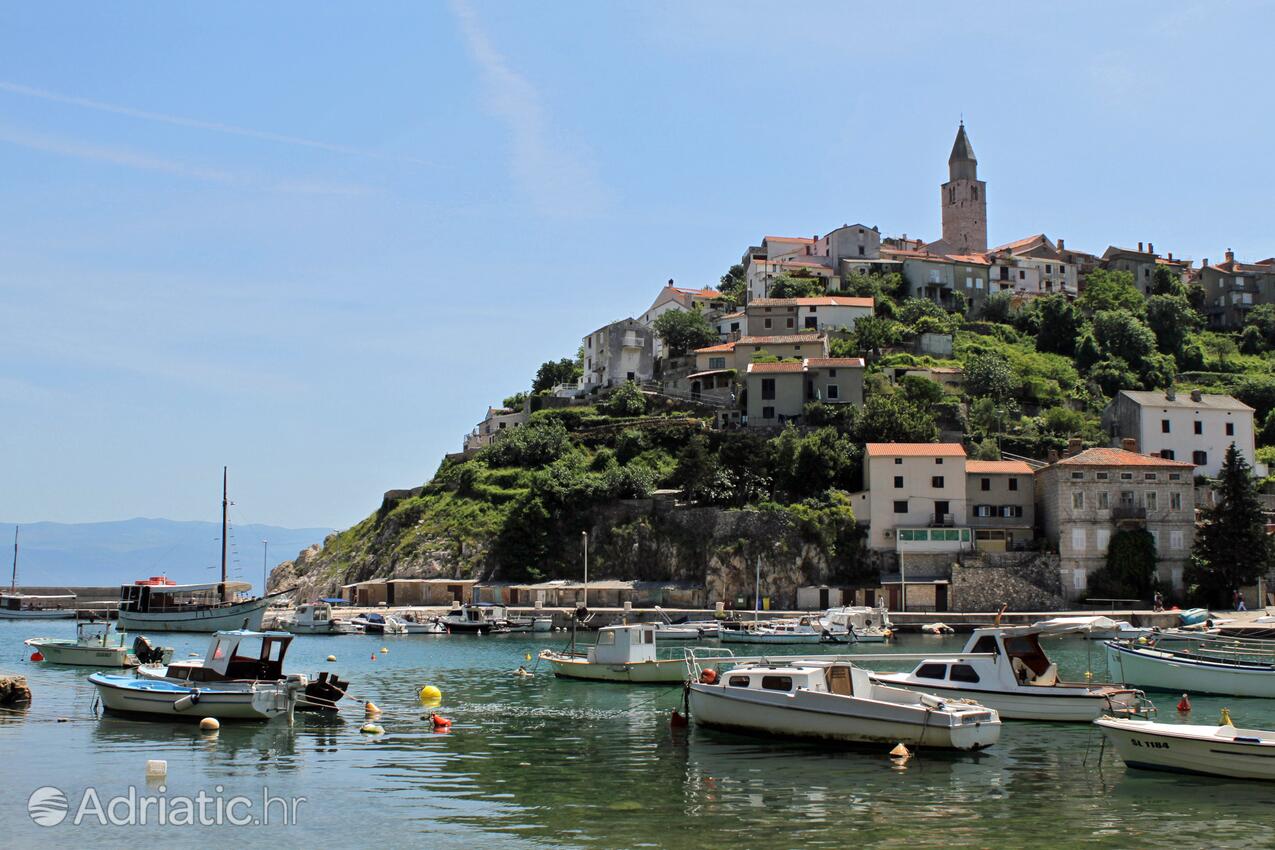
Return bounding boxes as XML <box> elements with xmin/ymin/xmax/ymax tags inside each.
<box><xmin>278</xmin><ymin>123</ymin><xmax>1275</xmax><ymax>614</ymax></box>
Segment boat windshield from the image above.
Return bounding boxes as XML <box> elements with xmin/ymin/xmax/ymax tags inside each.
<box><xmin>1004</xmin><ymin>634</ymin><xmax>1051</xmax><ymax>677</ymax></box>
<box><xmin>220</xmin><ymin>636</ymin><xmax>290</xmax><ymax>680</ymax></box>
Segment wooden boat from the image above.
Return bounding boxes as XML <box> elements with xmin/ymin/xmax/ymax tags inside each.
<box><xmin>25</xmin><ymin>619</ymin><xmax>173</xmax><ymax>667</ymax></box>
<box><xmin>1105</xmin><ymin>638</ymin><xmax>1275</xmax><ymax>698</ymax></box>
<box><xmin>539</xmin><ymin>623</ymin><xmax>689</xmax><ymax>683</ymax></box>
<box><xmin>873</xmin><ymin>621</ymin><xmax>1152</xmax><ymax>721</ymax></box>
<box><xmin>1</xmin><ymin>527</ymin><xmax>77</xmax><ymax>619</ymax></box>
<box><xmin>115</xmin><ymin>471</ymin><xmax>280</xmax><ymax>632</ymax></box>
<box><xmin>90</xmin><ymin>672</ymin><xmax>305</xmax><ymax>722</ymax></box>
<box><xmin>1095</xmin><ymin>716</ymin><xmax>1275</xmax><ymax>781</ymax></box>
<box><xmin>135</xmin><ymin>629</ymin><xmax>348</xmax><ymax>713</ymax></box>
<box><xmin>687</xmin><ymin>659</ymin><xmax>1001</xmax><ymax>750</ymax></box>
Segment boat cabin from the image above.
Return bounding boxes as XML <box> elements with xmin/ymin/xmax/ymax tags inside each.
<box><xmin>957</xmin><ymin>627</ymin><xmax>1061</xmax><ymax>686</ymax></box>
<box><xmin>295</xmin><ymin>602</ymin><xmax>331</xmax><ymax>626</ymax></box>
<box><xmin>587</xmin><ymin>624</ymin><xmax>660</xmax><ymax>665</ymax></box>
<box><xmin>721</xmin><ymin>662</ymin><xmax>873</xmax><ymax>696</ymax></box>
<box><xmin>162</xmin><ymin>629</ymin><xmax>295</xmax><ymax>682</ymax></box>
<box><xmin>119</xmin><ymin>580</ymin><xmax>253</xmax><ymax>613</ymax></box>
<box><xmin>1</xmin><ymin>593</ymin><xmax>76</xmax><ymax>613</ymax></box>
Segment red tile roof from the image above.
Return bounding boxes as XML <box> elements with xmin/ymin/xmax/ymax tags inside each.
<box><xmin>694</xmin><ymin>342</ymin><xmax>736</xmax><ymax>354</ymax></box>
<box><xmin>764</xmin><ymin>236</ymin><xmax>815</xmax><ymax>243</ymax></box>
<box><xmin>747</xmin><ymin>362</ymin><xmax>806</xmax><ymax>374</ymax></box>
<box><xmin>947</xmin><ymin>253</ymin><xmax>992</xmax><ymax>265</ymax></box>
<box><xmin>966</xmin><ymin>460</ymin><xmax>1034</xmax><ymax>475</ymax></box>
<box><xmin>865</xmin><ymin>443</ymin><xmax>967</xmax><ymax>458</ymax></box>
<box><xmin>1049</xmin><ymin>447</ymin><xmax>1194</xmax><ymax>468</ymax></box>
<box><xmin>738</xmin><ymin>334</ymin><xmax>827</xmax><ymax>346</ymax></box>
<box><xmin>806</xmin><ymin>357</ymin><xmax>865</xmax><ymax>368</ymax></box>
<box><xmin>674</xmin><ymin>287</ymin><xmax>724</xmax><ymax>299</ymax></box>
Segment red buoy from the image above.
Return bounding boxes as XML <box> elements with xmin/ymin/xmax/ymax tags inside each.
<box><xmin>430</xmin><ymin>713</ymin><xmax>452</xmax><ymax>729</ymax></box>
<box><xmin>670</xmin><ymin>709</ymin><xmax>689</xmax><ymax>728</ymax></box>
<box><xmin>30</xmin><ymin>651</ymin><xmax>43</xmax><ymax>662</ymax></box>
<box><xmin>1177</xmin><ymin>693</ymin><xmax>1191</xmax><ymax>713</ymax></box>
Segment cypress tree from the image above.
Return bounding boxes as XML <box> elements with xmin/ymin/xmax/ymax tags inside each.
<box><xmin>1186</xmin><ymin>444</ymin><xmax>1274</xmax><ymax>607</ymax></box>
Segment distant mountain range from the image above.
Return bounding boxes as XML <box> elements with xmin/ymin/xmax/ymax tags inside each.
<box><xmin>1</xmin><ymin>518</ymin><xmax>332</xmax><ymax>591</ymax></box>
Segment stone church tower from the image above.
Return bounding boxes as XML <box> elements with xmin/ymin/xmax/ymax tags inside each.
<box><xmin>938</xmin><ymin>122</ymin><xmax>987</xmax><ymax>253</ymax></box>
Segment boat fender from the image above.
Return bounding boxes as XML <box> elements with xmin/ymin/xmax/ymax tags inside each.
<box><xmin>360</xmin><ymin>723</ymin><xmax>384</xmax><ymax>735</ymax></box>
<box><xmin>380</xmin><ymin>647</ymin><xmax>388</xmax><ymax>654</ymax></box>
<box><xmin>326</xmin><ymin>655</ymin><xmax>337</xmax><ymax>662</ymax></box>
<box><xmin>430</xmin><ymin>713</ymin><xmax>452</xmax><ymax>729</ymax></box>
<box><xmin>199</xmin><ymin>717</ymin><xmax>220</xmax><ymax>731</ymax></box>
<box><xmin>29</xmin><ymin>651</ymin><xmax>43</xmax><ymax>663</ymax></box>
<box><xmin>173</xmin><ymin>690</ymin><xmax>201</xmax><ymax>712</ymax></box>
<box><xmin>699</xmin><ymin>669</ymin><xmax>718</xmax><ymax>685</ymax></box>
<box><xmin>1177</xmin><ymin>693</ymin><xmax>1191</xmax><ymax>713</ymax></box>
<box><xmin>365</xmin><ymin>701</ymin><xmax>382</xmax><ymax>716</ymax></box>
<box><xmin>889</xmin><ymin>743</ymin><xmax>911</xmax><ymax>760</ymax></box>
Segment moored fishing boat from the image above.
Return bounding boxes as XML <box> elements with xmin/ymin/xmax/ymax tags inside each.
<box><xmin>350</xmin><ymin>612</ymin><xmax>407</xmax><ymax>635</ymax></box>
<box><xmin>1104</xmin><ymin>638</ymin><xmax>1275</xmax><ymax>698</ymax></box>
<box><xmin>687</xmin><ymin>658</ymin><xmax>1001</xmax><ymax>750</ymax></box>
<box><xmin>398</xmin><ymin>612</ymin><xmax>447</xmax><ymax>634</ymax></box>
<box><xmin>1</xmin><ymin>526</ymin><xmax>77</xmax><ymax>619</ymax></box>
<box><xmin>539</xmin><ymin>623</ymin><xmax>691</xmax><ymax>683</ymax></box>
<box><xmin>873</xmin><ymin>621</ymin><xmax>1152</xmax><ymax>721</ymax></box>
<box><xmin>89</xmin><ymin>672</ymin><xmax>306</xmax><ymax>722</ymax></box>
<box><xmin>281</xmin><ymin>601</ymin><xmax>352</xmax><ymax>634</ymax></box>
<box><xmin>25</xmin><ymin>619</ymin><xmax>173</xmax><ymax>667</ymax></box>
<box><xmin>441</xmin><ymin>603</ymin><xmax>511</xmax><ymax>635</ymax></box>
<box><xmin>819</xmin><ymin>605</ymin><xmax>893</xmax><ymax>642</ymax></box>
<box><xmin>1095</xmin><ymin>716</ymin><xmax>1275</xmax><ymax>781</ymax></box>
<box><xmin>720</xmin><ymin>617</ymin><xmax>845</xmax><ymax>645</ymax></box>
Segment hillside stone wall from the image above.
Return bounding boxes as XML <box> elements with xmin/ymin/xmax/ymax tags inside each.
<box><xmin>951</xmin><ymin>552</ymin><xmax>1065</xmax><ymax>612</ymax></box>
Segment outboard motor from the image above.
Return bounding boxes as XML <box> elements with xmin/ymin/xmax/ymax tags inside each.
<box><xmin>133</xmin><ymin>635</ymin><xmax>165</xmax><ymax>665</ymax></box>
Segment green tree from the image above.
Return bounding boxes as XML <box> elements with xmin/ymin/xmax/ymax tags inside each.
<box><xmin>1033</xmin><ymin>295</ymin><xmax>1082</xmax><ymax>356</ymax></box>
<box><xmin>1150</xmin><ymin>264</ymin><xmax>1188</xmax><ymax>297</ymax></box>
<box><xmin>532</xmin><ymin>357</ymin><xmax>582</xmax><ymax>393</ymax></box>
<box><xmin>1088</xmin><ymin>356</ymin><xmax>1138</xmax><ymax>396</ymax></box>
<box><xmin>481</xmin><ymin>420</ymin><xmax>572</xmax><ymax>468</ymax></box>
<box><xmin>719</xmin><ymin>264</ymin><xmax>746</xmax><ymax>303</ymax></box>
<box><xmin>652</xmin><ymin>309</ymin><xmax>717</xmax><ymax>357</ymax></box>
<box><xmin>979</xmin><ymin>291</ymin><xmax>1015</xmax><ymax>324</ymax></box>
<box><xmin>1235</xmin><ymin>374</ymin><xmax>1275</xmax><ymax>422</ymax></box>
<box><xmin>897</xmin><ymin>374</ymin><xmax>945</xmax><ymax>407</ymax></box>
<box><xmin>1079</xmin><ymin>269</ymin><xmax>1145</xmax><ymax>315</ymax></box>
<box><xmin>1145</xmin><ymin>294</ymin><xmax>1201</xmax><ymax>357</ymax></box>
<box><xmin>1092</xmin><ymin>310</ymin><xmax>1156</xmax><ymax>371</ymax></box>
<box><xmin>844</xmin><ymin>271</ymin><xmax>903</xmax><ymax>300</ymax></box>
<box><xmin>769</xmin><ymin>427</ymin><xmax>857</xmax><ymax>500</ymax></box>
<box><xmin>965</xmin><ymin>352</ymin><xmax>1018</xmax><ymax>401</ymax></box>
<box><xmin>1240</xmin><ymin>324</ymin><xmax>1266</xmax><ymax>354</ymax></box>
<box><xmin>768</xmin><ymin>274</ymin><xmax>825</xmax><ymax>298</ymax></box>
<box><xmin>1200</xmin><ymin>333</ymin><xmax>1239</xmax><ymax>370</ymax></box>
<box><xmin>672</xmin><ymin>435</ymin><xmax>719</xmax><ymax>503</ymax></box>
<box><xmin>1186</xmin><ymin>444</ymin><xmax>1275</xmax><ymax>607</ymax></box>
<box><xmin>1074</xmin><ymin>328</ymin><xmax>1102</xmax><ymax>372</ymax></box>
<box><xmin>502</xmin><ymin>391</ymin><xmax>528</xmax><ymax>409</ymax></box>
<box><xmin>1087</xmin><ymin>529</ymin><xmax>1159</xmax><ymax>600</ymax></box>
<box><xmin>1040</xmin><ymin>405</ymin><xmax>1088</xmax><ymax>437</ymax></box>
<box><xmin>847</xmin><ymin>315</ymin><xmax>901</xmax><ymax>357</ymax></box>
<box><xmin>1244</xmin><ymin>303</ymin><xmax>1275</xmax><ymax>347</ymax></box>
<box><xmin>602</xmin><ymin>381</ymin><xmax>647</xmax><ymax>416</ymax></box>
<box><xmin>852</xmin><ymin>394</ymin><xmax>939</xmax><ymax>444</ymax></box>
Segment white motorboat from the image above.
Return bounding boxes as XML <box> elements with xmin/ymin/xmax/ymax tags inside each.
<box><xmin>873</xmin><ymin>621</ymin><xmax>1152</xmax><ymax>721</ymax></box>
<box><xmin>687</xmin><ymin>659</ymin><xmax>1001</xmax><ymax>750</ymax></box>
<box><xmin>819</xmin><ymin>605</ymin><xmax>893</xmax><ymax>642</ymax></box>
<box><xmin>1095</xmin><ymin>716</ymin><xmax>1275</xmax><ymax>781</ymax></box>
<box><xmin>720</xmin><ymin>617</ymin><xmax>845</xmax><ymax>645</ymax></box>
<box><xmin>440</xmin><ymin>603</ymin><xmax>511</xmax><ymax>635</ymax></box>
<box><xmin>350</xmin><ymin>612</ymin><xmax>407</xmax><ymax>635</ymax></box>
<box><xmin>1105</xmin><ymin>638</ymin><xmax>1275</xmax><ymax>698</ymax></box>
<box><xmin>653</xmin><ymin>607</ymin><xmax>720</xmax><ymax>640</ymax></box>
<box><xmin>1032</xmin><ymin>615</ymin><xmax>1149</xmax><ymax>641</ymax></box>
<box><xmin>136</xmin><ymin>629</ymin><xmax>349</xmax><ymax>713</ymax></box>
<box><xmin>90</xmin><ymin>672</ymin><xmax>306</xmax><ymax>722</ymax></box>
<box><xmin>398</xmin><ymin>612</ymin><xmax>447</xmax><ymax>634</ymax></box>
<box><xmin>281</xmin><ymin>602</ymin><xmax>352</xmax><ymax>635</ymax></box>
<box><xmin>25</xmin><ymin>620</ymin><xmax>173</xmax><ymax>667</ymax></box>
<box><xmin>539</xmin><ymin>623</ymin><xmax>692</xmax><ymax>683</ymax></box>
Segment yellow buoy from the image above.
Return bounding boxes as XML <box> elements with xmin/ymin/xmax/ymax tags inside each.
<box><xmin>524</xmin><ymin>653</ymin><xmax>532</xmax><ymax>662</ymax></box>
<box><xmin>380</xmin><ymin>647</ymin><xmax>389</xmax><ymax>654</ymax></box>
<box><xmin>199</xmin><ymin>717</ymin><xmax>220</xmax><ymax>732</ymax></box>
<box><xmin>365</xmin><ymin>701</ymin><xmax>382</xmax><ymax>716</ymax></box>
<box><xmin>326</xmin><ymin>655</ymin><xmax>336</xmax><ymax>662</ymax></box>
<box><xmin>1221</xmin><ymin>707</ymin><xmax>1234</xmax><ymax>726</ymax></box>
<box><xmin>889</xmin><ymin>743</ymin><xmax>911</xmax><ymax>759</ymax></box>
<box><xmin>419</xmin><ymin>685</ymin><xmax>442</xmax><ymax>702</ymax></box>
<box><xmin>360</xmin><ymin>723</ymin><xmax>384</xmax><ymax>735</ymax></box>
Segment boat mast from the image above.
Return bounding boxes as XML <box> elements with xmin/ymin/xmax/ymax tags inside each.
<box><xmin>221</xmin><ymin>466</ymin><xmax>228</xmax><ymax>587</ymax></box>
<box><xmin>10</xmin><ymin>526</ymin><xmax>17</xmax><ymax>593</ymax></box>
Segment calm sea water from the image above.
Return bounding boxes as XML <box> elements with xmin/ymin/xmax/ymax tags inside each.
<box><xmin>2</xmin><ymin>620</ymin><xmax>1273</xmax><ymax>849</ymax></box>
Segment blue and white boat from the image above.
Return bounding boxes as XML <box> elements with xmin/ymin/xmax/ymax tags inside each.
<box><xmin>89</xmin><ymin>673</ymin><xmax>305</xmax><ymax>722</ymax></box>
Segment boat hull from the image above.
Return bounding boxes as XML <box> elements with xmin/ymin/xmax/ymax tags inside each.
<box><xmin>1096</xmin><ymin>717</ymin><xmax>1275</xmax><ymax>781</ymax></box>
<box><xmin>1105</xmin><ymin>641</ymin><xmax>1275</xmax><ymax>698</ymax></box>
<box><xmin>88</xmin><ymin>673</ymin><xmax>295</xmax><ymax>721</ymax></box>
<box><xmin>719</xmin><ymin>631</ymin><xmax>832</xmax><ymax>645</ymax></box>
<box><xmin>542</xmin><ymin>653</ymin><xmax>687</xmax><ymax>683</ymax></box>
<box><xmin>26</xmin><ymin>639</ymin><xmax>135</xmax><ymax>667</ymax></box>
<box><xmin>0</xmin><ymin>609</ymin><xmax>77</xmax><ymax>619</ymax></box>
<box><xmin>118</xmin><ymin>596</ymin><xmax>269</xmax><ymax>633</ymax></box>
<box><xmin>688</xmin><ymin>684</ymin><xmax>998</xmax><ymax>750</ymax></box>
<box><xmin>871</xmin><ymin>673</ymin><xmax>1141</xmax><ymax>722</ymax></box>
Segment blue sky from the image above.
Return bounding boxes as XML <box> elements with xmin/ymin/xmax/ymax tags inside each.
<box><xmin>3</xmin><ymin>1</ymin><xmax>1273</xmax><ymax>530</ymax></box>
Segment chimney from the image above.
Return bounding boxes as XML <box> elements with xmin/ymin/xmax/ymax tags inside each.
<box><xmin>1138</xmin><ymin>242</ymin><xmax>1144</xmax><ymax>252</ymax></box>
<box><xmin>1047</xmin><ymin>449</ymin><xmax>1060</xmax><ymax>464</ymax></box>
<box><xmin>1148</xmin><ymin>242</ymin><xmax>1155</xmax><ymax>255</ymax></box>
<box><xmin>1167</xmin><ymin>252</ymin><xmax>1173</xmax><ymax>261</ymax></box>
<box><xmin>1226</xmin><ymin>249</ymin><xmax>1235</xmax><ymax>264</ymax></box>
<box><xmin>668</xmin><ymin>278</ymin><xmax>674</xmax><ymax>287</ymax></box>
<box><xmin>1166</xmin><ymin>388</ymin><xmax>1175</xmax><ymax>401</ymax></box>
<box><xmin>1121</xmin><ymin>437</ymin><xmax>1138</xmax><ymax>453</ymax></box>
<box><xmin>1203</xmin><ymin>257</ymin><xmax>1209</xmax><ymax>269</ymax></box>
<box><xmin>1191</xmin><ymin>389</ymin><xmax>1203</xmax><ymax>402</ymax></box>
<box><xmin>1058</xmin><ymin>238</ymin><xmax>1065</xmax><ymax>251</ymax></box>
<box><xmin>1067</xmin><ymin>437</ymin><xmax>1083</xmax><ymax>457</ymax></box>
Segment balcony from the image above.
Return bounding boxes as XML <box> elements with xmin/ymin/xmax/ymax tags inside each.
<box><xmin>929</xmin><ymin>512</ymin><xmax>955</xmax><ymax>528</ymax></box>
<box><xmin>1112</xmin><ymin>506</ymin><xmax>1147</xmax><ymax>521</ymax></box>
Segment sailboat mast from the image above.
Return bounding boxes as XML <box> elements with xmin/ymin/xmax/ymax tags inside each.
<box><xmin>10</xmin><ymin>526</ymin><xmax>17</xmax><ymax>593</ymax></box>
<box><xmin>221</xmin><ymin>466</ymin><xmax>228</xmax><ymax>585</ymax></box>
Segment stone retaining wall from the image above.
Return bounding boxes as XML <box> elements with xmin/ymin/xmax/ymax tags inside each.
<box><xmin>951</xmin><ymin>552</ymin><xmax>1065</xmax><ymax>612</ymax></box>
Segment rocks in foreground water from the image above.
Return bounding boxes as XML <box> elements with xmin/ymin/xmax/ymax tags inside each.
<box><xmin>0</xmin><ymin>674</ymin><xmax>33</xmax><ymax>704</ymax></box>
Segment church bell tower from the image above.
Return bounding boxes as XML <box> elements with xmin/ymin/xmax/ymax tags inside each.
<box><xmin>939</xmin><ymin>122</ymin><xmax>987</xmax><ymax>253</ymax></box>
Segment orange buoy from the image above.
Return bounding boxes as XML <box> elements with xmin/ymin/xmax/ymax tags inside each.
<box><xmin>30</xmin><ymin>651</ymin><xmax>44</xmax><ymax>662</ymax></box>
<box><xmin>371</xmin><ymin>654</ymin><xmax>377</xmax><ymax>661</ymax></box>
<box><xmin>430</xmin><ymin>713</ymin><xmax>452</xmax><ymax>729</ymax></box>
<box><xmin>1177</xmin><ymin>693</ymin><xmax>1191</xmax><ymax>713</ymax></box>
<box><xmin>699</xmin><ymin>669</ymin><xmax>718</xmax><ymax>685</ymax></box>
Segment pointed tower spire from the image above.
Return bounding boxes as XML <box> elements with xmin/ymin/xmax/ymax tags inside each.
<box><xmin>948</xmin><ymin>122</ymin><xmax>977</xmax><ymax>181</ymax></box>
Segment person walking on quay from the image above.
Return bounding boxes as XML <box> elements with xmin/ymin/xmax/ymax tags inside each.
<box><xmin>1236</xmin><ymin>590</ymin><xmax>1248</xmax><ymax>612</ymax></box>
<box><xmin>1153</xmin><ymin>591</ymin><xmax>1164</xmax><ymax>613</ymax></box>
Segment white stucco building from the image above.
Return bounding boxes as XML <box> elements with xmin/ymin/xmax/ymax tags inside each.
<box><xmin>1101</xmin><ymin>389</ymin><xmax>1258</xmax><ymax>478</ymax></box>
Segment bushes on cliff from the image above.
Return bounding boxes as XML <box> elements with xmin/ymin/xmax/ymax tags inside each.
<box><xmin>603</xmin><ymin>381</ymin><xmax>648</xmax><ymax>416</ymax></box>
<box><xmin>481</xmin><ymin>420</ymin><xmax>572</xmax><ymax>468</ymax></box>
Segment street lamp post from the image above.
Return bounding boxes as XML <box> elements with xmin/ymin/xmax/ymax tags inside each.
<box><xmin>581</xmin><ymin>531</ymin><xmax>589</xmax><ymax>609</ymax></box>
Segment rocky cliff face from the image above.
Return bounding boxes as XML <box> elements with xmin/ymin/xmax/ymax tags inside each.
<box><xmin>269</xmin><ymin>491</ymin><xmax>869</xmax><ymax>607</ymax></box>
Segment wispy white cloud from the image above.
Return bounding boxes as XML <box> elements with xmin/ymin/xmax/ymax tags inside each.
<box><xmin>0</xmin><ymin>79</ymin><xmax>431</xmax><ymax>167</ymax></box>
<box><xmin>448</xmin><ymin>0</ymin><xmax>606</xmax><ymax>217</ymax></box>
<box><xmin>0</xmin><ymin>123</ymin><xmax>373</xmax><ymax>196</ymax></box>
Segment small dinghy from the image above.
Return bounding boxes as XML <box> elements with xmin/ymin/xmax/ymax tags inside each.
<box><xmin>687</xmin><ymin>659</ymin><xmax>1001</xmax><ymax>751</ymax></box>
<box><xmin>26</xmin><ymin>619</ymin><xmax>173</xmax><ymax>668</ymax></box>
<box><xmin>1095</xmin><ymin>716</ymin><xmax>1275</xmax><ymax>781</ymax></box>
<box><xmin>1105</xmin><ymin>637</ymin><xmax>1275</xmax><ymax>698</ymax></box>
